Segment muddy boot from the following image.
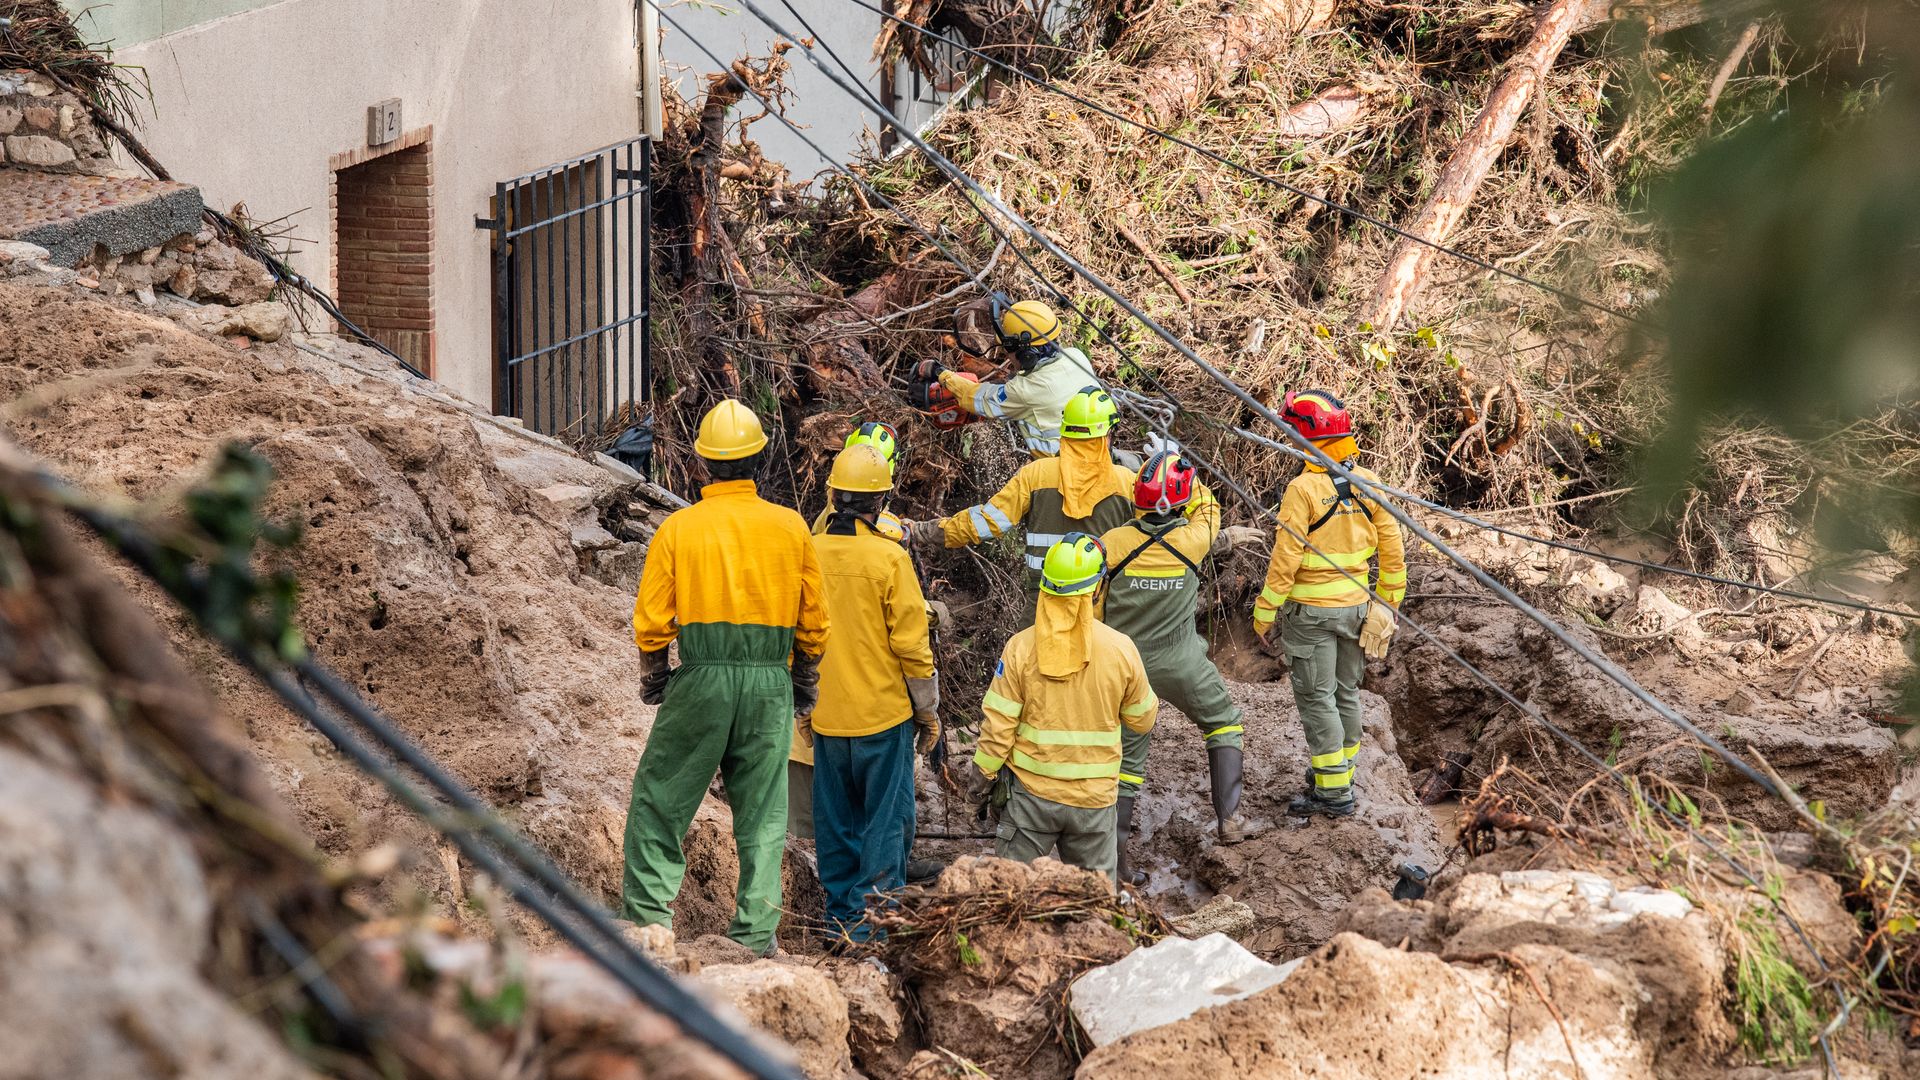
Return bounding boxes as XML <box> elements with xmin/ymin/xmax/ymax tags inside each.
<box><xmin>1286</xmin><ymin>790</ymin><xmax>1357</xmax><ymax>820</ymax></box>
<box><xmin>1115</xmin><ymin>795</ymin><xmax>1147</xmax><ymax>889</ymax></box>
<box><xmin>905</xmin><ymin>856</ymin><xmax>946</xmax><ymax>884</ymax></box>
<box><xmin>1208</xmin><ymin>746</ymin><xmax>1266</xmax><ymax>844</ymax></box>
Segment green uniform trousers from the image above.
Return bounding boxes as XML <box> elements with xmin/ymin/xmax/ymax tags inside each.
<box><xmin>994</xmin><ymin>775</ymin><xmax>1118</xmax><ymax>882</ymax></box>
<box><xmin>1118</xmin><ymin>631</ymin><xmax>1244</xmax><ymax>798</ymax></box>
<box><xmin>1280</xmin><ymin>601</ymin><xmax>1367</xmax><ymax>804</ymax></box>
<box><xmin>622</xmin><ymin>624</ymin><xmax>794</xmax><ymax>954</ymax></box>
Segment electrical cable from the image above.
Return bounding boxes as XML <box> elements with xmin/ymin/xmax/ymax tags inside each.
<box><xmin>823</xmin><ymin>0</ymin><xmax>1652</xmax><ymax>329</ymax></box>
<box><xmin>44</xmin><ymin>474</ymin><xmax>803</xmax><ymax>1080</ymax></box>
<box><xmin>695</xmin><ymin>0</ymin><xmax>1785</xmax><ymax>803</ymax></box>
<box><xmin>647</xmin><ymin>5</ymin><xmax>1845</xmax><ymax>1009</ymax></box>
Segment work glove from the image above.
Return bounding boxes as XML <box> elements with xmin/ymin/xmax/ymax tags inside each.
<box><xmin>913</xmin><ymin>358</ymin><xmax>948</xmax><ymax>382</ymax></box>
<box><xmin>790</xmin><ymin>650</ymin><xmax>823</xmax><ymax>717</ymax></box>
<box><xmin>1253</xmin><ymin>620</ymin><xmax>1281</xmax><ymax>658</ymax></box>
<box><xmin>908</xmin><ymin>517</ymin><xmax>947</xmax><ymax>549</ymax></box>
<box><xmin>926</xmin><ymin>599</ymin><xmax>952</xmax><ymax>633</ymax></box>
<box><xmin>638</xmin><ymin>646</ymin><xmax>674</xmax><ymax>705</ymax></box>
<box><xmin>967</xmin><ymin>768</ymin><xmax>998</xmax><ymax>806</ymax></box>
<box><xmin>1143</xmin><ymin>430</ymin><xmax>1181</xmax><ymax>459</ymax></box>
<box><xmin>906</xmin><ymin>676</ymin><xmax>941</xmax><ymax>755</ymax></box>
<box><xmin>1360</xmin><ymin>602</ymin><xmax>1397</xmax><ymax>660</ymax></box>
<box><xmin>794</xmin><ymin>711</ymin><xmax>814</xmax><ymax>749</ymax></box>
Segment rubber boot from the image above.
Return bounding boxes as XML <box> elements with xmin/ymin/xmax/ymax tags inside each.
<box><xmin>1286</xmin><ymin>790</ymin><xmax>1357</xmax><ymax>819</ymax></box>
<box><xmin>905</xmin><ymin>856</ymin><xmax>946</xmax><ymax>884</ymax></box>
<box><xmin>1209</xmin><ymin>745</ymin><xmax>1265</xmax><ymax>843</ymax></box>
<box><xmin>1114</xmin><ymin>795</ymin><xmax>1147</xmax><ymax>889</ymax></box>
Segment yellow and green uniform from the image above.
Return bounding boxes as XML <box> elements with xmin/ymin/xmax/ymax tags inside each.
<box><xmin>974</xmin><ymin>594</ymin><xmax>1157</xmax><ymax>879</ymax></box>
<box><xmin>623</xmin><ymin>480</ymin><xmax>829</xmax><ymax>953</ymax></box>
<box><xmin>938</xmin><ymin>345</ymin><xmax>1097</xmax><ymax>457</ymax></box>
<box><xmin>1096</xmin><ymin>483</ymin><xmax>1236</xmax><ymax>799</ymax></box>
<box><xmin>940</xmin><ymin>438</ymin><xmax>1154</xmax><ymax>622</ymax></box>
<box><xmin>1251</xmin><ymin>461</ymin><xmax>1405</xmax><ymax>804</ymax></box>
<box><xmin>808</xmin><ymin>514</ymin><xmax>934</xmax><ymax>938</ymax></box>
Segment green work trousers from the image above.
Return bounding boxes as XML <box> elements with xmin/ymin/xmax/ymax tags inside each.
<box><xmin>622</xmin><ymin>623</ymin><xmax>794</xmax><ymax>954</ymax></box>
<box><xmin>995</xmin><ymin>775</ymin><xmax>1118</xmax><ymax>883</ymax></box>
<box><xmin>1280</xmin><ymin>601</ymin><xmax>1368</xmax><ymax>804</ymax></box>
<box><xmin>1118</xmin><ymin>630</ymin><xmax>1243</xmax><ymax>798</ymax></box>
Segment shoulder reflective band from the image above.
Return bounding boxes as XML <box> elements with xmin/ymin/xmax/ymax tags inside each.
<box><xmin>983</xmin><ymin>689</ymin><xmax>1024</xmax><ymax>717</ymax></box>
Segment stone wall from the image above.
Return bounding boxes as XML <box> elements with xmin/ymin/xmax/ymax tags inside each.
<box><xmin>0</xmin><ymin>70</ymin><xmax>119</xmax><ymax>175</ymax></box>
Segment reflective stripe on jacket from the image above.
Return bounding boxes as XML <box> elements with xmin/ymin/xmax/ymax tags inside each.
<box><xmin>633</xmin><ymin>480</ymin><xmax>830</xmax><ymax>661</ymax></box>
<box><xmin>939</xmin><ymin>454</ymin><xmax>1137</xmax><ymax>573</ymax></box>
<box><xmin>1252</xmin><ymin>465</ymin><xmax>1406</xmax><ymax>628</ymax></box>
<box><xmin>940</xmin><ymin>345</ymin><xmax>1097</xmax><ymax>456</ymax></box>
<box><xmin>971</xmin><ymin>621</ymin><xmax>1158</xmax><ymax>809</ymax></box>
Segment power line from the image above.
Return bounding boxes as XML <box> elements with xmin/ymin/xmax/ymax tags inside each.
<box><xmin>643</xmin><ymin>18</ymin><xmax>1848</xmax><ymax>1067</ymax></box>
<box><xmin>825</xmin><ymin>0</ymin><xmax>1652</xmax><ymax>329</ymax></box>
<box><xmin>704</xmin><ymin>0</ymin><xmax>1784</xmax><ymax>802</ymax></box>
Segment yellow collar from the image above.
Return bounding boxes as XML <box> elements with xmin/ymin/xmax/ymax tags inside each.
<box><xmin>700</xmin><ymin>479</ymin><xmax>758</xmax><ymax>499</ymax></box>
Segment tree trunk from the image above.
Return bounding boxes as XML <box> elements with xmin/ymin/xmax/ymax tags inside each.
<box><xmin>1125</xmin><ymin>0</ymin><xmax>1340</xmax><ymax>126</ymax></box>
<box><xmin>1363</xmin><ymin>0</ymin><xmax>1587</xmax><ymax>330</ymax></box>
<box><xmin>800</xmin><ymin>267</ymin><xmax>918</xmax><ymax>394</ymax></box>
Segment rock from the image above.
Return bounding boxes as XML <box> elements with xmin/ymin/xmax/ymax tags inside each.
<box><xmin>1070</xmin><ymin>933</ymin><xmax>1298</xmax><ymax>1046</ymax></box>
<box><xmin>535</xmin><ymin>483</ymin><xmax>598</xmax><ymax>518</ymax></box>
<box><xmin>595</xmin><ymin>450</ymin><xmax>645</xmax><ymax>483</ymax></box>
<box><xmin>696</xmin><ymin>962</ymin><xmax>854</xmax><ymax>1080</ymax></box>
<box><xmin>589</xmin><ymin>541</ymin><xmax>650</xmax><ymax>591</ymax></box>
<box><xmin>1167</xmin><ymin>893</ymin><xmax>1256</xmax><ymax>941</ymax></box>
<box><xmin>679</xmin><ymin>934</ymin><xmax>758</xmax><ymax>969</ymax></box>
<box><xmin>167</xmin><ymin>262</ymin><xmax>197</xmax><ymax>296</ymax></box>
<box><xmin>1610</xmin><ymin>886</ymin><xmax>1694</xmax><ymax>921</ymax></box>
<box><xmin>1623</xmin><ymin>585</ymin><xmax>1703</xmax><ymax>641</ymax></box>
<box><xmin>179</xmin><ymin>301</ymin><xmax>292</xmax><ymax>342</ymax></box>
<box><xmin>821</xmin><ymin>958</ymin><xmax>911</xmax><ymax>1077</ymax></box>
<box><xmin>23</xmin><ymin>105</ymin><xmax>56</xmax><ymax>131</ymax></box>
<box><xmin>571</xmin><ymin>522</ymin><xmax>619</xmax><ymax>549</ymax></box>
<box><xmin>0</xmin><ymin>240</ymin><xmax>51</xmax><ymax>267</ymax></box>
<box><xmin>4</xmin><ymin>133</ymin><xmax>75</xmax><ymax>168</ymax></box>
<box><xmin>1566</xmin><ymin>558</ymin><xmax>1631</xmax><ymax>617</ymax></box>
<box><xmin>188</xmin><ymin>240</ymin><xmax>275</xmax><ymax>305</ymax></box>
<box><xmin>0</xmin><ymin>103</ymin><xmax>21</xmax><ymax>134</ymax></box>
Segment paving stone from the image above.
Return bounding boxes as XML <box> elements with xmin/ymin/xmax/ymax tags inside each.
<box><xmin>0</xmin><ymin>170</ymin><xmax>204</xmax><ymax>266</ymax></box>
<box><xmin>5</xmin><ymin>134</ymin><xmax>72</xmax><ymax>168</ymax></box>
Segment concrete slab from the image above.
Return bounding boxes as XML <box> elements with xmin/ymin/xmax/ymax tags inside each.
<box><xmin>0</xmin><ymin>169</ymin><xmax>203</xmax><ymax>266</ymax></box>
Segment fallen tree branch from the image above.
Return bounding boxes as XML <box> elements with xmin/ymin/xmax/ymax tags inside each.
<box><xmin>1117</xmin><ymin>220</ymin><xmax>1195</xmax><ymax>310</ymax></box>
<box><xmin>1700</xmin><ymin>20</ymin><xmax>1763</xmax><ymax>125</ymax></box>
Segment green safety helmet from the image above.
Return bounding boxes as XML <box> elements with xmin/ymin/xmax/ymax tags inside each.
<box><xmin>1061</xmin><ymin>386</ymin><xmax>1116</xmax><ymax>440</ymax></box>
<box><xmin>1040</xmin><ymin>532</ymin><xmax>1107</xmax><ymax>597</ymax></box>
<box><xmin>843</xmin><ymin>421</ymin><xmax>899</xmax><ymax>470</ymax></box>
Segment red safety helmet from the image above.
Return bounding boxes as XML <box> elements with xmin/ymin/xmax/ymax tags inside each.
<box><xmin>1280</xmin><ymin>389</ymin><xmax>1352</xmax><ymax>441</ymax></box>
<box><xmin>1134</xmin><ymin>451</ymin><xmax>1195</xmax><ymax>512</ymax></box>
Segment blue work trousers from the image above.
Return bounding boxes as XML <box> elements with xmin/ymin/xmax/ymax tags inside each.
<box><xmin>812</xmin><ymin>720</ymin><xmax>916</xmax><ymax>941</ymax></box>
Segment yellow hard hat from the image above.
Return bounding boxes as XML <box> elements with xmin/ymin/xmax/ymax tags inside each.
<box><xmin>1061</xmin><ymin>386</ymin><xmax>1117</xmax><ymax>440</ymax></box>
<box><xmin>694</xmin><ymin>399</ymin><xmax>768</xmax><ymax>460</ymax></box>
<box><xmin>843</xmin><ymin>421</ymin><xmax>899</xmax><ymax>470</ymax></box>
<box><xmin>999</xmin><ymin>300</ymin><xmax>1062</xmax><ymax>348</ymax></box>
<box><xmin>1040</xmin><ymin>532</ymin><xmax>1107</xmax><ymax>597</ymax></box>
<box><xmin>827</xmin><ymin>444</ymin><xmax>894</xmax><ymax>493</ymax></box>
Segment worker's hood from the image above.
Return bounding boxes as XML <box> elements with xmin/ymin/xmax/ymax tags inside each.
<box><xmin>1302</xmin><ymin>434</ymin><xmax>1358</xmax><ymax>473</ymax></box>
<box><xmin>1036</xmin><ymin>591</ymin><xmax>1096</xmax><ymax>678</ymax></box>
<box><xmin>1059</xmin><ymin>435</ymin><xmax>1113</xmax><ymax>518</ymax></box>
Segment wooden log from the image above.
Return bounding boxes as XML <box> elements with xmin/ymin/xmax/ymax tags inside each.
<box><xmin>1363</xmin><ymin>0</ymin><xmax>1588</xmax><ymax>330</ymax></box>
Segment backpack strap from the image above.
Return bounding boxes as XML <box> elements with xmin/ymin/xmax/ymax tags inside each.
<box><xmin>1107</xmin><ymin>519</ymin><xmax>1201</xmax><ymax>581</ymax></box>
<box><xmin>1305</xmin><ymin>474</ymin><xmax>1365</xmax><ymax>534</ymax></box>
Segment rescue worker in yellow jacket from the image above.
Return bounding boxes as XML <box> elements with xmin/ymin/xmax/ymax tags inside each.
<box><xmin>972</xmin><ymin>534</ymin><xmax>1158</xmax><ymax>882</ymax></box>
<box><xmin>806</xmin><ymin>423</ymin><xmax>908</xmax><ymax>545</ymax></box>
<box><xmin>799</xmin><ymin>444</ymin><xmax>939</xmax><ymax>942</ymax></box>
<box><xmin>916</xmin><ymin>299</ymin><xmax>1098</xmax><ymax>457</ymax></box>
<box><xmin>1251</xmin><ymin>390</ymin><xmax>1406</xmax><ymax>819</ymax></box>
<box><xmin>910</xmin><ymin>387</ymin><xmax>1148</xmax><ymax>624</ymax></box>
<box><xmin>624</xmin><ymin>399</ymin><xmax>830</xmax><ymax>955</ymax></box>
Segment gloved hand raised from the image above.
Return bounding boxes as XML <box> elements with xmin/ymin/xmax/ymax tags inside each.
<box><xmin>638</xmin><ymin>646</ymin><xmax>674</xmax><ymax>705</ymax></box>
<box><xmin>908</xmin><ymin>518</ymin><xmax>946</xmax><ymax>549</ymax></box>
<box><xmin>790</xmin><ymin>650</ymin><xmax>823</xmax><ymax>716</ymax></box>
<box><xmin>1360</xmin><ymin>602</ymin><xmax>1397</xmax><ymax>660</ymax></box>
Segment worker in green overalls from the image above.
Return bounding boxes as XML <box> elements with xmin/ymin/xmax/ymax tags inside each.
<box><xmin>1097</xmin><ymin>452</ymin><xmax>1258</xmax><ymax>887</ymax></box>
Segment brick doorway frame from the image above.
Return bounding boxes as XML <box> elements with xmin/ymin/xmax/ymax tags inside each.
<box><xmin>330</xmin><ymin>126</ymin><xmax>435</xmax><ymax>377</ymax></box>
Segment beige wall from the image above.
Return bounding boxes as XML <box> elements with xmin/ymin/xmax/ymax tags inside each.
<box><xmin>114</xmin><ymin>0</ymin><xmax>640</xmax><ymax>408</ymax></box>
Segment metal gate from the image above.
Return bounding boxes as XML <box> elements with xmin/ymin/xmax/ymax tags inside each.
<box><xmin>477</xmin><ymin>136</ymin><xmax>651</xmax><ymax>438</ymax></box>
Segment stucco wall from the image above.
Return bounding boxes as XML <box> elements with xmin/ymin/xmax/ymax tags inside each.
<box><xmin>95</xmin><ymin>0</ymin><xmax>640</xmax><ymax>409</ymax></box>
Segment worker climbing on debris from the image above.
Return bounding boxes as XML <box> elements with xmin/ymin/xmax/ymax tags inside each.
<box><xmin>624</xmin><ymin>398</ymin><xmax>829</xmax><ymax>956</ymax></box>
<box><xmin>1252</xmin><ymin>390</ymin><xmax>1405</xmax><ymax>820</ymax></box>
<box><xmin>1096</xmin><ymin>451</ymin><xmax>1257</xmax><ymax>885</ymax></box>
<box><xmin>971</xmin><ymin>534</ymin><xmax>1158</xmax><ymax>883</ymax></box>
<box><xmin>912</xmin><ymin>296</ymin><xmax>1097</xmax><ymax>457</ymax></box>
<box><xmin>910</xmin><ymin>386</ymin><xmax>1147</xmax><ymax>624</ymax></box>
<box><xmin>801</xmin><ymin>443</ymin><xmax>939</xmax><ymax>944</ymax></box>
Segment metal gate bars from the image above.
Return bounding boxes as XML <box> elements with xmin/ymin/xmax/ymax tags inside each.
<box><xmin>477</xmin><ymin>136</ymin><xmax>652</xmax><ymax>438</ymax></box>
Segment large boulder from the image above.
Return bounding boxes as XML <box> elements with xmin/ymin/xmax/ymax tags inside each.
<box><xmin>696</xmin><ymin>962</ymin><xmax>855</xmax><ymax>1080</ymax></box>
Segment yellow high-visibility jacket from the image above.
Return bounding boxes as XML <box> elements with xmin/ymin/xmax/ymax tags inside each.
<box><xmin>973</xmin><ymin>619</ymin><xmax>1158</xmax><ymax>809</ymax></box>
<box><xmin>1252</xmin><ymin>465</ymin><xmax>1406</xmax><ymax>632</ymax></box>
<box><xmin>940</xmin><ymin>445</ymin><xmax>1157</xmax><ymax>575</ymax></box>
<box><xmin>939</xmin><ymin>345</ymin><xmax>1098</xmax><ymax>457</ymax></box>
<box><xmin>789</xmin><ymin>517</ymin><xmax>934</xmax><ymax>765</ymax></box>
<box><xmin>633</xmin><ymin>480</ymin><xmax>830</xmax><ymax>659</ymax></box>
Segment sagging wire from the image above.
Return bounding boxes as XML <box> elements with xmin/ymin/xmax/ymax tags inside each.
<box><xmin>825</xmin><ymin>0</ymin><xmax>1654</xmax><ymax>330</ymax></box>
<box><xmin>27</xmin><ymin>463</ymin><xmax>802</xmax><ymax>1080</ymax></box>
<box><xmin>651</xmin><ymin>7</ymin><xmax>1850</xmax><ymax>1044</ymax></box>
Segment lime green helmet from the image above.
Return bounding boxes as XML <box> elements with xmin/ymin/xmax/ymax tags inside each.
<box><xmin>1061</xmin><ymin>386</ymin><xmax>1116</xmax><ymax>440</ymax></box>
<box><xmin>844</xmin><ymin>421</ymin><xmax>899</xmax><ymax>470</ymax></box>
<box><xmin>1040</xmin><ymin>532</ymin><xmax>1107</xmax><ymax>597</ymax></box>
